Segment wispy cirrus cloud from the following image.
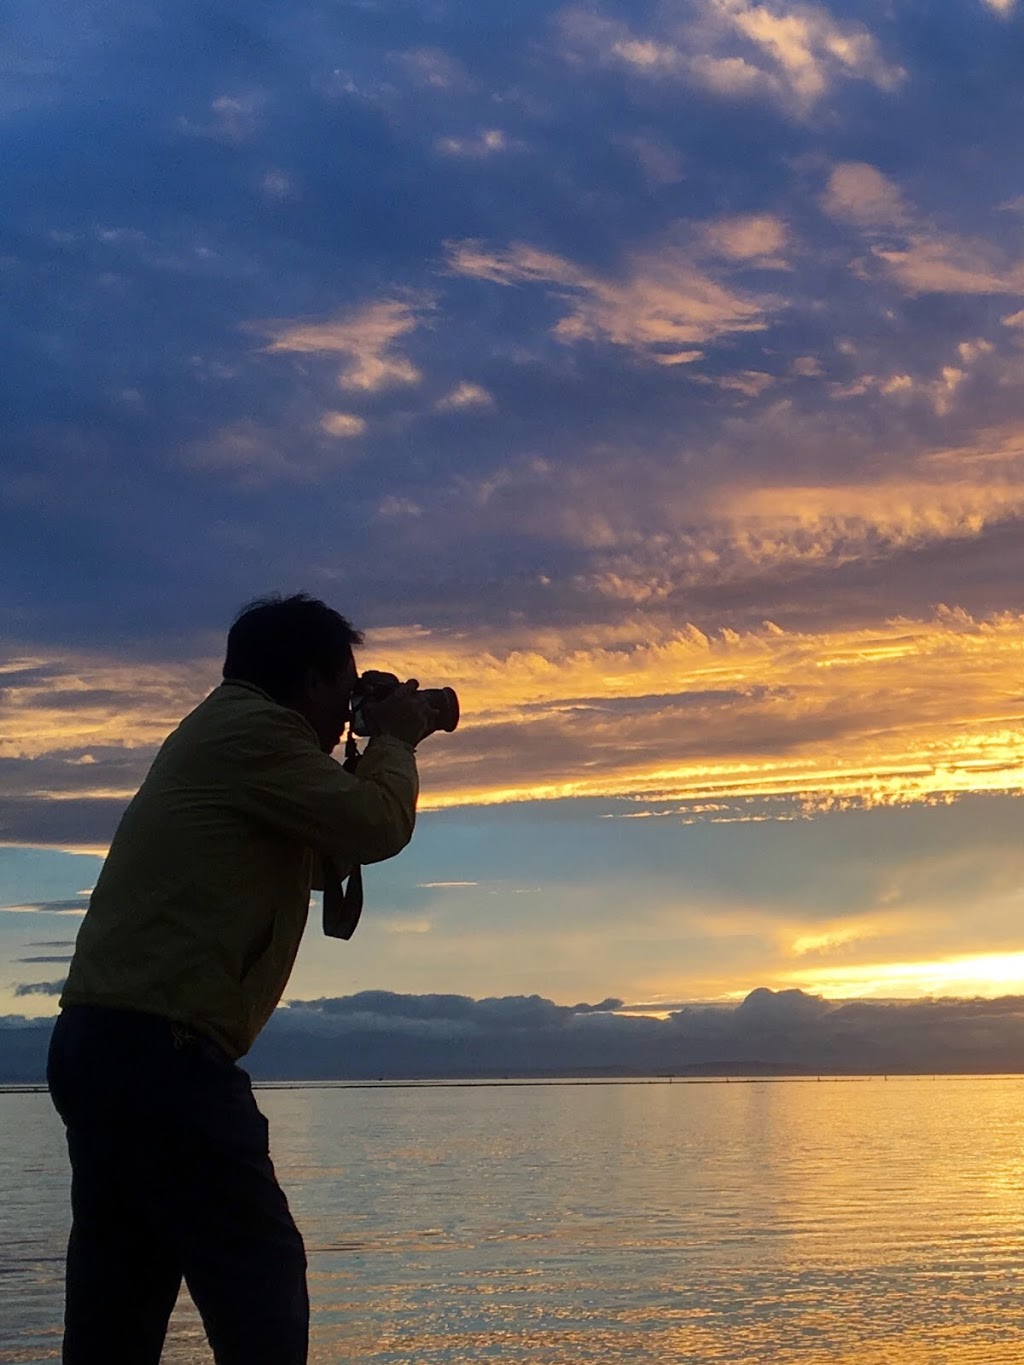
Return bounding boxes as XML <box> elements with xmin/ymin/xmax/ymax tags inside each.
<box><xmin>184</xmin><ymin>419</ymin><xmax>329</xmax><ymax>485</ymax></box>
<box><xmin>257</xmin><ymin>298</ymin><xmax>429</xmax><ymax>392</ymax></box>
<box><xmin>13</xmin><ymin>602</ymin><xmax>1024</xmax><ymax>844</ymax></box>
<box><xmin>447</xmin><ymin>233</ymin><xmax>771</xmax><ymax>364</ymax></box>
<box><xmin>398</xmin><ymin>608</ymin><xmax>1024</xmax><ymax>814</ymax></box>
<box><xmin>822</xmin><ymin>161</ymin><xmax>1024</xmax><ymax>296</ymax></box>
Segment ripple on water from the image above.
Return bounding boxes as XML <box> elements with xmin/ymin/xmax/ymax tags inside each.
<box><xmin>4</xmin><ymin>1077</ymin><xmax>1024</xmax><ymax>1363</ymax></box>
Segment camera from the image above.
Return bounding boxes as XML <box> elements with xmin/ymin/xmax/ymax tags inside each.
<box><xmin>350</xmin><ymin>670</ymin><xmax>460</xmax><ymax>737</ymax></box>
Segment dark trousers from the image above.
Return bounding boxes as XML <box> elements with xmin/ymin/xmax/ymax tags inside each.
<box><xmin>47</xmin><ymin>1005</ymin><xmax>308</xmax><ymax>1364</ymax></box>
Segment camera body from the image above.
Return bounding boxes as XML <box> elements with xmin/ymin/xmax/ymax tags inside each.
<box><xmin>350</xmin><ymin>670</ymin><xmax>460</xmax><ymax>737</ymax></box>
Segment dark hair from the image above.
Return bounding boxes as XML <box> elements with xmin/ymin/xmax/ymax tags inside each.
<box><xmin>223</xmin><ymin>594</ymin><xmax>363</xmax><ymax>703</ymax></box>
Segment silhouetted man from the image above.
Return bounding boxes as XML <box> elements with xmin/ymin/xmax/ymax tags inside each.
<box><xmin>47</xmin><ymin>594</ymin><xmax>437</xmax><ymax>1364</ymax></box>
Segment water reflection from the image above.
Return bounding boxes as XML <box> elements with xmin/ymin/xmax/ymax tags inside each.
<box><xmin>4</xmin><ymin>1078</ymin><xmax>1024</xmax><ymax>1362</ymax></box>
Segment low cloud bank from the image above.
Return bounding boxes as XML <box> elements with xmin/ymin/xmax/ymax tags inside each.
<box><xmin>6</xmin><ymin>988</ymin><xmax>1024</xmax><ymax>1083</ymax></box>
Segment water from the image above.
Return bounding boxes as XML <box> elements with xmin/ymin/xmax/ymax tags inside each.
<box><xmin>4</xmin><ymin>1076</ymin><xmax>1024</xmax><ymax>1363</ymax></box>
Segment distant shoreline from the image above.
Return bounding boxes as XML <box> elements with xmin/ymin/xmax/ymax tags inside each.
<box><xmin>6</xmin><ymin>1072</ymin><xmax>1024</xmax><ymax>1096</ymax></box>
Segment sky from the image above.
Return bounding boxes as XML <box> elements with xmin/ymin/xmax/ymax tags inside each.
<box><xmin>5</xmin><ymin>0</ymin><xmax>1024</xmax><ymax>1051</ymax></box>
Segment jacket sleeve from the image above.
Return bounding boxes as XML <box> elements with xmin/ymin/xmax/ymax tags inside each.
<box><xmin>238</xmin><ymin>710</ymin><xmax>419</xmax><ymax>868</ymax></box>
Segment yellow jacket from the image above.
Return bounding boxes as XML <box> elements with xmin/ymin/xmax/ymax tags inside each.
<box><xmin>61</xmin><ymin>679</ymin><xmax>418</xmax><ymax>1058</ymax></box>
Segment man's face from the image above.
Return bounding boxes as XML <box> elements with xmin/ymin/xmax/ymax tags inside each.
<box><xmin>299</xmin><ymin>651</ymin><xmax>359</xmax><ymax>753</ymax></box>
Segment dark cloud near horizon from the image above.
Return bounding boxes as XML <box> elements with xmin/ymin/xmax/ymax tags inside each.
<box><xmin>2</xmin><ymin>895</ymin><xmax>91</xmax><ymax>914</ymax></box>
<box><xmin>13</xmin><ymin>978</ymin><xmax>65</xmax><ymax>997</ymax></box>
<box><xmin>7</xmin><ymin>986</ymin><xmax>1024</xmax><ymax>1081</ymax></box>
<box><xmin>284</xmin><ymin>989</ymin><xmax>623</xmax><ymax>1027</ymax></box>
<box><xmin>222</xmin><ymin>986</ymin><xmax>1024</xmax><ymax>1078</ymax></box>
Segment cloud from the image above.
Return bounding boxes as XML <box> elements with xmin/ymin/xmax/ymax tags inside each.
<box><xmin>0</xmin><ymin>653</ymin><xmax>209</xmax><ymax>762</ymax></box>
<box><xmin>320</xmin><ymin>411</ymin><xmax>367</xmax><ymax>438</ymax></box>
<box><xmin>377</xmin><ymin>495</ymin><xmax>422</xmax><ymax>518</ymax></box>
<box><xmin>873</xmin><ymin>233</ymin><xmax>1024</xmax><ymax>296</ymax></box>
<box><xmin>447</xmin><ymin>234</ymin><xmax>770</xmax><ymax>362</ymax></box>
<box><xmin>259</xmin><ymin>170</ymin><xmax>295</xmax><ymax>200</ymax></box>
<box><xmin>832</xmin><ymin>338</ymin><xmax>996</xmax><ymax>415</ymax></box>
<box><xmin>353</xmin><ymin>607</ymin><xmax>1024</xmax><ymax>815</ymax></box>
<box><xmin>820</xmin><ymin>162</ymin><xmax>908</xmax><ymax>229</ymax></box>
<box><xmin>13</xmin><ymin>979</ymin><xmax>65</xmax><ymax>996</ymax></box>
<box><xmin>821</xmin><ymin>162</ymin><xmax>1024</xmax><ymax>296</ymax></box>
<box><xmin>393</xmin><ymin>47</ymin><xmax>474</xmax><ymax>92</ymax></box>
<box><xmin>185</xmin><ymin>420</ymin><xmax>318</xmax><ymax>485</ymax></box>
<box><xmin>435</xmin><ymin>382</ymin><xmax>493</xmax><ymax>411</ymax></box>
<box><xmin>13</xmin><ymin>983</ymin><xmax>1024</xmax><ymax>1080</ymax></box>
<box><xmin>711</xmin><ymin>369</ymin><xmax>775</xmax><ymax>396</ymax></box>
<box><xmin>713</xmin><ymin>0</ymin><xmax>903</xmax><ymax>103</ymax></box>
<box><xmin>177</xmin><ymin>92</ymin><xmax>264</xmax><ymax>143</ymax></box>
<box><xmin>5</xmin><ymin>465</ymin><xmax>1024</xmax><ymax>842</ymax></box>
<box><xmin>614</xmin><ymin>133</ymin><xmax>684</xmax><ymax>185</ymax></box>
<box><xmin>435</xmin><ymin>129</ymin><xmax>517</xmax><ymax>157</ymax></box>
<box><xmin>556</xmin><ymin>1</ymin><xmax>903</xmax><ymax>115</ymax></box>
<box><xmin>192</xmin><ymin>989</ymin><xmax>1024</xmax><ymax>1077</ymax></box>
<box><xmin>258</xmin><ymin>299</ymin><xmax>427</xmax><ymax>392</ymax></box>
<box><xmin>2</xmin><ymin>897</ymin><xmax>89</xmax><ymax>915</ymax></box>
<box><xmin>702</xmin><ymin>213</ymin><xmax>789</xmax><ymax>266</ymax></box>
<box><xmin>790</xmin><ymin>355</ymin><xmax>823</xmax><ymax>376</ymax></box>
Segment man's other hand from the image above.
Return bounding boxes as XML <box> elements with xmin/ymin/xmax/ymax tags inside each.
<box><xmin>371</xmin><ymin>681</ymin><xmax>440</xmax><ymax>747</ymax></box>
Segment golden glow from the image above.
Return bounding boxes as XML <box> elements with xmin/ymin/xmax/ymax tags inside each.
<box><xmin>785</xmin><ymin>951</ymin><xmax>1024</xmax><ymax>1000</ymax></box>
<box><xmin>0</xmin><ymin>655</ymin><xmax>208</xmax><ymax>759</ymax></box>
<box><xmin>5</xmin><ymin>606</ymin><xmax>1024</xmax><ymax>820</ymax></box>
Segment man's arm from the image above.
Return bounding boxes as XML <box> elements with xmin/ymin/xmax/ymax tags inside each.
<box><xmin>240</xmin><ymin>712</ymin><xmax>419</xmax><ymax>870</ymax></box>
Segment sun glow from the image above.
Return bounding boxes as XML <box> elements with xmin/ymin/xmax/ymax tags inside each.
<box><xmin>785</xmin><ymin>951</ymin><xmax>1024</xmax><ymax>1000</ymax></box>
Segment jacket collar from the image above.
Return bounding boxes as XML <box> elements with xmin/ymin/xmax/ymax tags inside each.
<box><xmin>220</xmin><ymin>678</ymin><xmax>322</xmax><ymax>747</ymax></box>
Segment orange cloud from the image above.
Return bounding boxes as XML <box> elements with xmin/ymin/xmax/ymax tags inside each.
<box><xmin>821</xmin><ymin>161</ymin><xmax>1024</xmax><ymax>296</ymax></box>
<box><xmin>447</xmin><ymin>234</ymin><xmax>770</xmax><ymax>362</ymax></box>
<box><xmin>257</xmin><ymin>298</ymin><xmax>426</xmax><ymax>391</ymax></box>
<box><xmin>873</xmin><ymin>232</ymin><xmax>1024</xmax><ymax>296</ymax></box>
<box><xmin>702</xmin><ymin>213</ymin><xmax>789</xmax><ymax>265</ymax></box>
<box><xmin>821</xmin><ymin>161</ymin><xmax>908</xmax><ymax>228</ymax></box>
<box><xmin>556</xmin><ymin>0</ymin><xmax>902</xmax><ymax>113</ymax></box>
<box><xmin>353</xmin><ymin>608</ymin><xmax>1024</xmax><ymax>815</ymax></box>
<box><xmin>6</xmin><ymin>603</ymin><xmax>1024</xmax><ymax>853</ymax></box>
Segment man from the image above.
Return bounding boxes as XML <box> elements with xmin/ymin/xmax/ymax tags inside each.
<box><xmin>47</xmin><ymin>593</ymin><xmax>437</xmax><ymax>1364</ymax></box>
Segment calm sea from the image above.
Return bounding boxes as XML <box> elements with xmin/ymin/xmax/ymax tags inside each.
<box><xmin>4</xmin><ymin>1075</ymin><xmax>1024</xmax><ymax>1363</ymax></box>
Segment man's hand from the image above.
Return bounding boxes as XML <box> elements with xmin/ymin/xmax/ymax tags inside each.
<box><xmin>370</xmin><ymin>680</ymin><xmax>440</xmax><ymax>747</ymax></box>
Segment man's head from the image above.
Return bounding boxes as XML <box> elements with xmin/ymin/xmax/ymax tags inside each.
<box><xmin>224</xmin><ymin>594</ymin><xmax>363</xmax><ymax>752</ymax></box>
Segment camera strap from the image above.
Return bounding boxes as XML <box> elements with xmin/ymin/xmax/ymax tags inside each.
<box><xmin>323</xmin><ymin>863</ymin><xmax>363</xmax><ymax>939</ymax></box>
<box><xmin>323</xmin><ymin>730</ymin><xmax>365</xmax><ymax>939</ymax></box>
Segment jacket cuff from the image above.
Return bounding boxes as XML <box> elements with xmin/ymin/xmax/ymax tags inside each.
<box><xmin>366</xmin><ymin>733</ymin><xmax>417</xmax><ymax>755</ymax></box>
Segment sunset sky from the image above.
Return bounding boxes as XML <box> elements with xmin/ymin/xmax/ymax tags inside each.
<box><xmin>5</xmin><ymin>0</ymin><xmax>1024</xmax><ymax>1026</ymax></box>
